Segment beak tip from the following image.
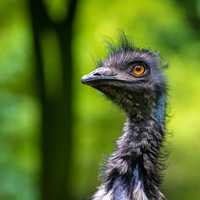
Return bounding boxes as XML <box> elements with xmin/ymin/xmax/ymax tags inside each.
<box><xmin>81</xmin><ymin>77</ymin><xmax>86</xmax><ymax>84</ymax></box>
<box><xmin>81</xmin><ymin>75</ymin><xmax>90</xmax><ymax>84</ymax></box>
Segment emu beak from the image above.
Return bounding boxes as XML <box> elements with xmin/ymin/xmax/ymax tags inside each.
<box><xmin>81</xmin><ymin>67</ymin><xmax>116</xmax><ymax>86</ymax></box>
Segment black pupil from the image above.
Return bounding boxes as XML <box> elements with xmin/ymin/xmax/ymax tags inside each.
<box><xmin>135</xmin><ymin>66</ymin><xmax>142</xmax><ymax>71</ymax></box>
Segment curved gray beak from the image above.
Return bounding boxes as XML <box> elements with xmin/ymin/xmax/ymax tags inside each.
<box><xmin>81</xmin><ymin>67</ymin><xmax>116</xmax><ymax>85</ymax></box>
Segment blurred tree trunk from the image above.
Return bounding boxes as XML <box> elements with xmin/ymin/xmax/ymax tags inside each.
<box><xmin>27</xmin><ymin>0</ymin><xmax>78</xmax><ymax>199</ymax></box>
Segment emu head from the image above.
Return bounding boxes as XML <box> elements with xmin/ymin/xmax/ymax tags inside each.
<box><xmin>81</xmin><ymin>36</ymin><xmax>166</xmax><ymax>116</ymax></box>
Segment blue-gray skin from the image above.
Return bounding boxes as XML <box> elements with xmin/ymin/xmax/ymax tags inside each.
<box><xmin>81</xmin><ymin>36</ymin><xmax>167</xmax><ymax>200</ymax></box>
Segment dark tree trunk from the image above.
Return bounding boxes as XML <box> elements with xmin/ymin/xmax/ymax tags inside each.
<box><xmin>27</xmin><ymin>0</ymin><xmax>78</xmax><ymax>199</ymax></box>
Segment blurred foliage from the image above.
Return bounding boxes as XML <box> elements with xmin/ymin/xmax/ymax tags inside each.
<box><xmin>0</xmin><ymin>0</ymin><xmax>199</xmax><ymax>199</ymax></box>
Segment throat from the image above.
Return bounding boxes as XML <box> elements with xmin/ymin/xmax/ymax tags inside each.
<box><xmin>104</xmin><ymin>106</ymin><xmax>166</xmax><ymax>199</ymax></box>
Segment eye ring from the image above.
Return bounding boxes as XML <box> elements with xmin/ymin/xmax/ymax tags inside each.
<box><xmin>129</xmin><ymin>64</ymin><xmax>146</xmax><ymax>77</ymax></box>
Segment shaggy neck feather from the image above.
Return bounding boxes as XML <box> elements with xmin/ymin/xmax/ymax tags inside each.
<box><xmin>104</xmin><ymin>94</ymin><xmax>166</xmax><ymax>200</ymax></box>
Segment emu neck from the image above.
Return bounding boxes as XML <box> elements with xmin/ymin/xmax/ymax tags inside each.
<box><xmin>104</xmin><ymin>94</ymin><xmax>166</xmax><ymax>200</ymax></box>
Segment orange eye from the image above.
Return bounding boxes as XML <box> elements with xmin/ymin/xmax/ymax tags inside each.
<box><xmin>131</xmin><ymin>65</ymin><xmax>145</xmax><ymax>77</ymax></box>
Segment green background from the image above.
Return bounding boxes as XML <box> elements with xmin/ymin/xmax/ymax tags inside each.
<box><xmin>0</xmin><ymin>0</ymin><xmax>199</xmax><ymax>199</ymax></box>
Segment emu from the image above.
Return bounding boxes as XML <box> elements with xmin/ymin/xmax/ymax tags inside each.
<box><xmin>81</xmin><ymin>36</ymin><xmax>167</xmax><ymax>200</ymax></box>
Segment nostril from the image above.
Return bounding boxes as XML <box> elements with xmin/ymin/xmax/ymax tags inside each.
<box><xmin>93</xmin><ymin>72</ymin><xmax>101</xmax><ymax>76</ymax></box>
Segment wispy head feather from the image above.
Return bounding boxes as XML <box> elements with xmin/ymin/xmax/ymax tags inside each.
<box><xmin>104</xmin><ymin>33</ymin><xmax>162</xmax><ymax>61</ymax></box>
<box><xmin>105</xmin><ymin>32</ymin><xmax>134</xmax><ymax>55</ymax></box>
<box><xmin>96</xmin><ymin>32</ymin><xmax>168</xmax><ymax>73</ymax></box>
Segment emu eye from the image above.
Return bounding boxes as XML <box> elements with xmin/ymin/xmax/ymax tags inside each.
<box><xmin>131</xmin><ymin>65</ymin><xmax>145</xmax><ymax>77</ymax></box>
